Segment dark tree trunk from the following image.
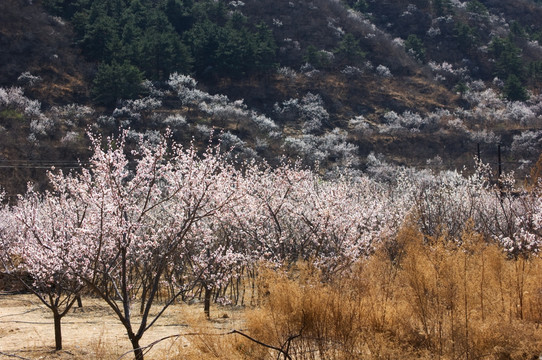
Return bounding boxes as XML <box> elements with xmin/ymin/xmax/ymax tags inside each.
<box><xmin>130</xmin><ymin>337</ymin><xmax>144</xmax><ymax>360</ymax></box>
<box><xmin>53</xmin><ymin>311</ymin><xmax>62</xmax><ymax>351</ymax></box>
<box><xmin>204</xmin><ymin>286</ymin><xmax>212</xmax><ymax>318</ymax></box>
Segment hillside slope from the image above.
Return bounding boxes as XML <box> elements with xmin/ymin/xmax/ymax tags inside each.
<box><xmin>1</xmin><ymin>0</ymin><xmax>542</xmax><ymax>196</ymax></box>
<box><xmin>0</xmin><ymin>0</ymin><xmax>91</xmax><ymax>105</ymax></box>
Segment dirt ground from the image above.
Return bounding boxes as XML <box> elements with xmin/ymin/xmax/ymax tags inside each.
<box><xmin>0</xmin><ymin>293</ymin><xmax>245</xmax><ymax>359</ymax></box>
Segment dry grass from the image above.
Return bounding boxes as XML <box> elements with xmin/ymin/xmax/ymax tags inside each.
<box><xmin>220</xmin><ymin>222</ymin><xmax>542</xmax><ymax>360</ymax></box>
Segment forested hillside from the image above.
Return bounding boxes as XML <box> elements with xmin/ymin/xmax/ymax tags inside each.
<box><xmin>1</xmin><ymin>0</ymin><xmax>542</xmax><ymax>194</ymax></box>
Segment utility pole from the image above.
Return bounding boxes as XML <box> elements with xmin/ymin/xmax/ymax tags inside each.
<box><xmin>498</xmin><ymin>144</ymin><xmax>502</xmax><ymax>179</ymax></box>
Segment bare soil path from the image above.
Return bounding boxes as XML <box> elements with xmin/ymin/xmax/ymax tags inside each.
<box><xmin>0</xmin><ymin>293</ymin><xmax>244</xmax><ymax>359</ymax></box>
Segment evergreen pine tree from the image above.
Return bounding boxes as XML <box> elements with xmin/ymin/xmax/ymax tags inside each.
<box><xmin>335</xmin><ymin>33</ymin><xmax>365</xmax><ymax>63</ymax></box>
<box><xmin>503</xmin><ymin>74</ymin><xmax>528</xmax><ymax>101</ymax></box>
<box><xmin>92</xmin><ymin>61</ymin><xmax>143</xmax><ymax>106</ymax></box>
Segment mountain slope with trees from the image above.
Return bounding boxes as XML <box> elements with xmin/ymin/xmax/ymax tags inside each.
<box><xmin>1</xmin><ymin>0</ymin><xmax>542</xmax><ymax>195</ymax></box>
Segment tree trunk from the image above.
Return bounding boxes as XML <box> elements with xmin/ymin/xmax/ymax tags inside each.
<box><xmin>131</xmin><ymin>337</ymin><xmax>144</xmax><ymax>360</ymax></box>
<box><xmin>140</xmin><ymin>282</ymin><xmax>147</xmax><ymax>315</ymax></box>
<box><xmin>204</xmin><ymin>286</ymin><xmax>212</xmax><ymax>318</ymax></box>
<box><xmin>53</xmin><ymin>311</ymin><xmax>62</xmax><ymax>351</ymax></box>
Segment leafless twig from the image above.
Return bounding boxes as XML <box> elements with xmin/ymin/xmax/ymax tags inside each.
<box><xmin>116</xmin><ymin>328</ymin><xmax>300</xmax><ymax>360</ymax></box>
<box><xmin>0</xmin><ymin>351</ymin><xmax>33</xmax><ymax>360</ymax></box>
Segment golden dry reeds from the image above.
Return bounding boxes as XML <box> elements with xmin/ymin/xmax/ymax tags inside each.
<box><xmin>210</xmin><ymin>220</ymin><xmax>542</xmax><ymax>360</ymax></box>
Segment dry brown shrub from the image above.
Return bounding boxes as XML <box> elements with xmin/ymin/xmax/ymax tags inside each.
<box><xmin>242</xmin><ymin>264</ymin><xmax>366</xmax><ymax>359</ymax></box>
<box><xmin>235</xmin><ymin>221</ymin><xmax>542</xmax><ymax>359</ymax></box>
<box><xmin>174</xmin><ymin>332</ymin><xmax>254</xmax><ymax>360</ymax></box>
<box><xmin>84</xmin><ymin>327</ymin><xmax>124</xmax><ymax>360</ymax></box>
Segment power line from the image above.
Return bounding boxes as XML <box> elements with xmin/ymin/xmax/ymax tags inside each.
<box><xmin>0</xmin><ymin>160</ymin><xmax>89</xmax><ymax>169</ymax></box>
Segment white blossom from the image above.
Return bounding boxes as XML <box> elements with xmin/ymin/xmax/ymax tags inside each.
<box><xmin>376</xmin><ymin>65</ymin><xmax>392</xmax><ymax>78</ymax></box>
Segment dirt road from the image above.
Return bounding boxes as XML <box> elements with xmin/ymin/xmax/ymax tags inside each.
<box><xmin>0</xmin><ymin>293</ymin><xmax>243</xmax><ymax>359</ymax></box>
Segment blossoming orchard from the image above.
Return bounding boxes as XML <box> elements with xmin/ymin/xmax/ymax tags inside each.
<box><xmin>0</xmin><ymin>131</ymin><xmax>541</xmax><ymax>360</ymax></box>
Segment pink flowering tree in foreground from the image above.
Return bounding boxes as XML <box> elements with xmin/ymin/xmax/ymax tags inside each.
<box><xmin>188</xmin><ymin>161</ymin><xmax>322</xmax><ymax>315</ymax></box>
<box><xmin>187</xmin><ymin>209</ymin><xmax>247</xmax><ymax>317</ymax></box>
<box><xmin>175</xmin><ymin>153</ymin><xmax>248</xmax><ymax>318</ymax></box>
<box><xmin>1</xmin><ymin>188</ymin><xmax>85</xmax><ymax>351</ymax></box>
<box><xmin>76</xmin><ymin>133</ymin><xmax>239</xmax><ymax>360</ymax></box>
<box><xmin>10</xmin><ymin>132</ymin><xmax>238</xmax><ymax>360</ymax></box>
<box><xmin>290</xmin><ymin>176</ymin><xmax>402</xmax><ymax>275</ymax></box>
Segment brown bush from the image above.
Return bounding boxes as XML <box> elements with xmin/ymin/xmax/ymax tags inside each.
<box><xmin>229</xmin><ymin>222</ymin><xmax>542</xmax><ymax>359</ymax></box>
